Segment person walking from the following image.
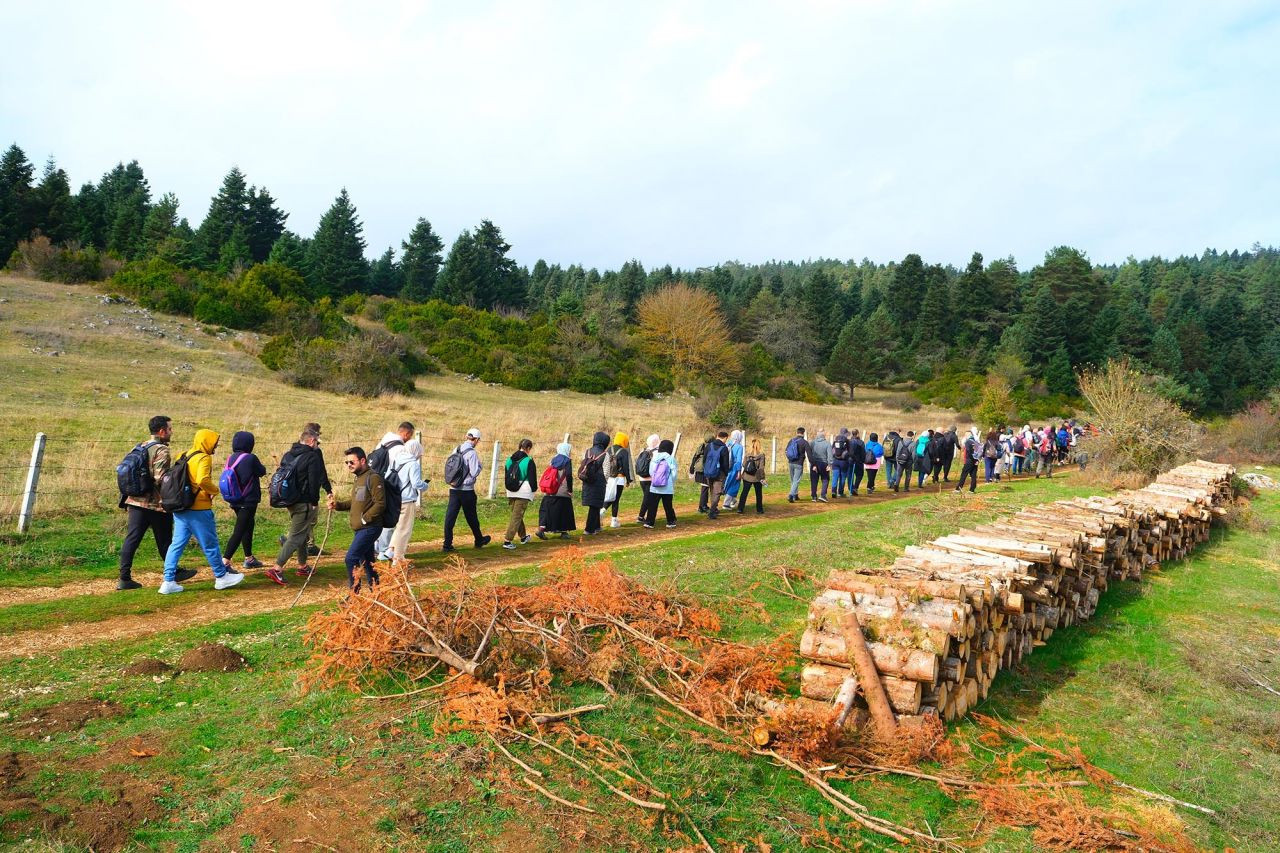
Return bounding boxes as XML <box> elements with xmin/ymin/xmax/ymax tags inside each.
<box><xmin>536</xmin><ymin>441</ymin><xmax>576</xmax><ymax>538</ymax></box>
<box><xmin>955</xmin><ymin>428</ymin><xmax>982</xmax><ymax>493</ymax></box>
<box><xmin>722</xmin><ymin>430</ymin><xmax>745</xmax><ymax>510</ymax></box>
<box><xmin>386</xmin><ymin>438</ymin><xmax>430</xmax><ymax>561</ymax></box>
<box><xmin>784</xmin><ymin>427</ymin><xmax>808</xmax><ymax>503</ymax></box>
<box><xmin>692</xmin><ymin>434</ymin><xmax>712</xmax><ymax>512</ymax></box>
<box><xmin>580</xmin><ymin>431</ymin><xmax>611</xmax><ymax>534</ymax></box>
<box><xmin>1035</xmin><ymin>427</ymin><xmax>1055</xmax><ymax>478</ymax></box>
<box><xmin>702</xmin><ymin>431</ymin><xmax>731</xmax><ymax>518</ymax></box>
<box><xmin>1056</xmin><ymin>423</ymin><xmax>1071</xmax><ymax>464</ymax></box>
<box><xmin>502</xmin><ymin>439</ymin><xmax>538</xmax><ymax>549</ymax></box>
<box><xmin>372</xmin><ymin>426</ymin><xmax>413</xmax><ymax>561</ymax></box>
<box><xmin>982</xmin><ymin>429</ymin><xmax>1001</xmax><ymax>483</ymax></box>
<box><xmin>639</xmin><ymin>439</ymin><xmax>678</xmax><ymax>528</ymax></box>
<box><xmin>809</xmin><ymin>428</ymin><xmax>832</xmax><ymax>502</ymax></box>
<box><xmin>882</xmin><ymin>429</ymin><xmax>901</xmax><ymax>491</ymax></box>
<box><xmin>442</xmin><ymin>428</ymin><xmax>491</xmax><ymax>552</ymax></box>
<box><xmin>736</xmin><ymin>438</ymin><xmax>766</xmax><ymax>514</ymax></box>
<box><xmin>894</xmin><ymin>430</ymin><xmax>915</xmax><ymax>493</ymax></box>
<box><xmin>220</xmin><ymin>430</ymin><xmax>267</xmax><ymax>574</ymax></box>
<box><xmin>117</xmin><ymin>415</ymin><xmax>186</xmax><ymax>591</ymax></box>
<box><xmin>848</xmin><ymin>429</ymin><xmax>866</xmax><ymax>496</ymax></box>
<box><xmin>864</xmin><ymin>432</ymin><xmax>884</xmax><ymax>493</ymax></box>
<box><xmin>327</xmin><ymin>447</ymin><xmax>386</xmax><ymax>592</ymax></box>
<box><xmin>605</xmin><ymin>432</ymin><xmax>633</xmax><ymax>527</ymax></box>
<box><xmin>928</xmin><ymin>428</ymin><xmax>946</xmax><ymax>484</ymax></box>
<box><xmin>268</xmin><ymin>428</ymin><xmax>330</xmax><ymax>585</ymax></box>
<box><xmin>159</xmin><ymin>429</ymin><xmax>244</xmax><ymax>594</ymax></box>
<box><xmin>829</xmin><ymin>428</ymin><xmax>850</xmax><ymax>498</ymax></box>
<box><xmin>915</xmin><ymin>429</ymin><xmax>933</xmax><ymax>489</ymax></box>
<box><xmin>940</xmin><ymin>426</ymin><xmax>958</xmax><ymax>482</ymax></box>
<box><xmin>633</xmin><ymin>434</ymin><xmax>660</xmax><ymax>524</ymax></box>
<box><xmin>297</xmin><ymin>422</ymin><xmax>332</xmax><ymax>558</ymax></box>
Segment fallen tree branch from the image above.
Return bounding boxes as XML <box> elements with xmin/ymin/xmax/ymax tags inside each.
<box><xmin>1111</xmin><ymin>781</ymin><xmax>1217</xmax><ymax>816</ymax></box>
<box><xmin>530</xmin><ymin>703</ymin><xmax>608</xmax><ymax>725</ymax></box>
<box><xmin>522</xmin><ymin>775</ymin><xmax>596</xmax><ymax>813</ymax></box>
<box><xmin>504</xmin><ymin>726</ymin><xmax>667</xmax><ymax>811</ymax></box>
<box><xmin>488</xmin><ymin>732</ymin><xmax>543</xmax><ymax>778</ymax></box>
<box><xmin>842</xmin><ymin>762</ymin><xmax>1089</xmax><ymax>789</ymax></box>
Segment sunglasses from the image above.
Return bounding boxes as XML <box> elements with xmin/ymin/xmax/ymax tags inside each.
<box><xmin>344</xmin><ymin>459</ymin><xmax>359</xmax><ymax>467</ymax></box>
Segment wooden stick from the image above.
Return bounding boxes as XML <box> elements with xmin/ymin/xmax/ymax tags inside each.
<box><xmin>1112</xmin><ymin>781</ymin><xmax>1217</xmax><ymax>816</ymax></box>
<box><xmin>289</xmin><ymin>506</ymin><xmax>332</xmax><ymax>608</ymax></box>
<box><xmin>837</xmin><ymin>609</ymin><xmax>897</xmax><ymax>737</ymax></box>
<box><xmin>522</xmin><ymin>776</ymin><xmax>596</xmax><ymax>813</ymax></box>
<box><xmin>488</xmin><ymin>733</ymin><xmax>543</xmax><ymax>778</ymax></box>
<box><xmin>844</xmin><ymin>762</ymin><xmax>1089</xmax><ymax>789</ymax></box>
<box><xmin>529</xmin><ymin>703</ymin><xmax>608</xmax><ymax>725</ymax></box>
<box><xmin>504</xmin><ymin>727</ymin><xmax>667</xmax><ymax>811</ymax></box>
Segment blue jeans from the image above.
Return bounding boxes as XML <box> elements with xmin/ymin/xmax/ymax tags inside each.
<box><xmin>984</xmin><ymin>458</ymin><xmax>996</xmax><ymax>482</ymax></box>
<box><xmin>788</xmin><ymin>463</ymin><xmax>804</xmax><ymax>498</ymax></box>
<box><xmin>885</xmin><ymin>459</ymin><xmax>899</xmax><ymax>488</ymax></box>
<box><xmin>346</xmin><ymin>525</ymin><xmax>383</xmax><ymax>588</ymax></box>
<box><xmin>163</xmin><ymin>509</ymin><xmax>225</xmax><ymax>582</ymax></box>
<box><xmin>832</xmin><ymin>463</ymin><xmax>849</xmax><ymax>495</ymax></box>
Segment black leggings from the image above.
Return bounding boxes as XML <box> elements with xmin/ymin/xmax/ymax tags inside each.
<box><xmin>636</xmin><ymin>482</ymin><xmax>650</xmax><ymax>519</ymax></box>
<box><xmin>865</xmin><ymin>468</ymin><xmax>878</xmax><ymax>491</ymax></box>
<box><xmin>735</xmin><ymin>481</ymin><xmax>763</xmax><ymax>512</ymax></box>
<box><xmin>224</xmin><ymin>504</ymin><xmax>258</xmax><ymax>559</ymax></box>
<box><xmin>608</xmin><ymin>485</ymin><xmax>625</xmax><ymax>518</ymax></box>
<box><xmin>640</xmin><ymin>491</ymin><xmax>675</xmax><ymax>526</ymax></box>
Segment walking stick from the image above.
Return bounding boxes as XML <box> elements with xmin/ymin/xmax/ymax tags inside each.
<box><xmin>291</xmin><ymin>505</ymin><xmax>333</xmax><ymax>608</ymax></box>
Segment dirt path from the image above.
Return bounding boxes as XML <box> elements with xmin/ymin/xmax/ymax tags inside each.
<box><xmin>0</xmin><ymin>473</ymin><xmax>1063</xmax><ymax>659</ymax></box>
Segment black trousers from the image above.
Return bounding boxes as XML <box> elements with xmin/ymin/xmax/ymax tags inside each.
<box><xmin>810</xmin><ymin>466</ymin><xmax>829</xmax><ymax>498</ymax></box>
<box><xmin>942</xmin><ymin>457</ymin><xmax>953</xmax><ymax>480</ymax></box>
<box><xmin>735</xmin><ymin>481</ymin><xmax>763</xmax><ymax>512</ymax></box>
<box><xmin>865</xmin><ymin>468</ymin><xmax>878</xmax><ymax>491</ymax></box>
<box><xmin>956</xmin><ymin>460</ymin><xmax>979</xmax><ymax>492</ymax></box>
<box><xmin>636</xmin><ymin>482</ymin><xmax>650</xmax><ymax>519</ymax></box>
<box><xmin>851</xmin><ymin>464</ymin><xmax>864</xmax><ymax>494</ymax></box>
<box><xmin>585</xmin><ymin>505</ymin><xmax>602</xmax><ymax>533</ymax></box>
<box><xmin>443</xmin><ymin>489</ymin><xmax>483</xmax><ymax>547</ymax></box>
<box><xmin>119</xmin><ymin>506</ymin><xmax>173</xmax><ymax>579</ymax></box>
<box><xmin>224</xmin><ymin>503</ymin><xmax>258</xmax><ymax>560</ymax></box>
<box><xmin>640</xmin><ymin>491</ymin><xmax>675</xmax><ymax>525</ymax></box>
<box><xmin>608</xmin><ymin>485</ymin><xmax>625</xmax><ymax>518</ymax></box>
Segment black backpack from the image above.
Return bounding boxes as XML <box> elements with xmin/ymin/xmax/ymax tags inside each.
<box><xmin>159</xmin><ymin>451</ymin><xmax>197</xmax><ymax>512</ymax></box>
<box><xmin>380</xmin><ymin>468</ymin><xmax>402</xmax><ymax>528</ymax></box>
<box><xmin>367</xmin><ymin>439</ymin><xmax>403</xmax><ymax>476</ymax></box>
<box><xmin>268</xmin><ymin>450</ymin><xmax>307</xmax><ymax>508</ymax></box>
<box><xmin>443</xmin><ymin>448</ymin><xmax>469</xmax><ymax>488</ymax></box>
<box><xmin>635</xmin><ymin>449</ymin><xmax>652</xmax><ymax>478</ymax></box>
<box><xmin>117</xmin><ymin>441</ymin><xmax>157</xmax><ymax>497</ymax></box>
<box><xmin>504</xmin><ymin>456</ymin><xmax>530</xmax><ymax>492</ymax></box>
<box><xmin>577</xmin><ymin>450</ymin><xmax>605</xmax><ymax>484</ymax></box>
<box><xmin>743</xmin><ymin>455</ymin><xmax>760</xmax><ymax>476</ymax></box>
<box><xmin>832</xmin><ymin>437</ymin><xmax>849</xmax><ymax>460</ymax></box>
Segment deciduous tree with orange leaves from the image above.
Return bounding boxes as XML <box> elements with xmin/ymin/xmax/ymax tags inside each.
<box><xmin>635</xmin><ymin>282</ymin><xmax>738</xmax><ymax>386</ymax></box>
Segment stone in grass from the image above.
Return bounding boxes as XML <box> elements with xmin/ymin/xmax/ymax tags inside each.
<box><xmin>178</xmin><ymin>643</ymin><xmax>247</xmax><ymax>673</ymax></box>
<box><xmin>121</xmin><ymin>658</ymin><xmax>174</xmax><ymax>677</ymax></box>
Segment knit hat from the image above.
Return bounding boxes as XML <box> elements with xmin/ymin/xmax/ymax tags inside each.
<box><xmin>613</xmin><ymin>432</ymin><xmax>629</xmax><ymax>448</ymax></box>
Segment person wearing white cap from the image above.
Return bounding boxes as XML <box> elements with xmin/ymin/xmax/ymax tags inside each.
<box><xmin>954</xmin><ymin>427</ymin><xmax>982</xmax><ymax>493</ymax></box>
<box><xmin>442</xmin><ymin>427</ymin><xmax>490</xmax><ymax>551</ymax></box>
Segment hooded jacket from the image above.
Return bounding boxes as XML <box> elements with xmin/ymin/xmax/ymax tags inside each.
<box><xmin>581</xmin><ymin>431</ymin><xmax>612</xmax><ymax>507</ymax></box>
<box><xmin>184</xmin><ymin>429</ymin><xmax>220</xmax><ymax>511</ymax></box>
<box><xmin>809</xmin><ymin>436</ymin><xmax>832</xmax><ymax>468</ymax></box>
<box><xmin>224</xmin><ymin>430</ymin><xmax>267</xmax><ymax>507</ymax></box>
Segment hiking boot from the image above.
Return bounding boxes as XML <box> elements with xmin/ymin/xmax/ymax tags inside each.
<box><xmin>502</xmin><ymin>542</ymin><xmax>517</xmax><ymax>550</ymax></box>
<box><xmin>215</xmin><ymin>571</ymin><xmax>244</xmax><ymax>590</ymax></box>
<box><xmin>265</xmin><ymin>568</ymin><xmax>286</xmax><ymax>585</ymax></box>
<box><xmin>116</xmin><ymin>578</ymin><xmax>142</xmax><ymax>591</ymax></box>
<box><xmin>295</xmin><ymin>565</ymin><xmax>314</xmax><ymax>578</ymax></box>
<box><xmin>475</xmin><ymin>535</ymin><xmax>492</xmax><ymax>549</ymax></box>
<box><xmin>158</xmin><ymin>580</ymin><xmax>184</xmax><ymax>595</ymax></box>
<box><xmin>708</xmin><ymin>510</ymin><xmax>718</xmax><ymax>519</ymax></box>
<box><xmin>243</xmin><ymin>556</ymin><xmax>264</xmax><ymax>569</ymax></box>
<box><xmin>174</xmin><ymin>568</ymin><xmax>197</xmax><ymax>583</ymax></box>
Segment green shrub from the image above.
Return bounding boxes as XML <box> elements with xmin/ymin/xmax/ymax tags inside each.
<box><xmin>6</xmin><ymin>235</ymin><xmax>116</xmax><ymax>283</ymax></box>
<box><xmin>109</xmin><ymin>258</ymin><xmax>202</xmax><ymax>315</ymax></box>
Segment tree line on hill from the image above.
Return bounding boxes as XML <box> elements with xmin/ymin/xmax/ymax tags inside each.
<box><xmin>2</xmin><ymin>142</ymin><xmax>1278</xmax><ymax>418</ymax></box>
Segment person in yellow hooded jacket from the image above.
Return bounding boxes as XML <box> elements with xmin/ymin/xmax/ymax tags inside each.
<box><xmin>159</xmin><ymin>428</ymin><xmax>245</xmax><ymax>594</ymax></box>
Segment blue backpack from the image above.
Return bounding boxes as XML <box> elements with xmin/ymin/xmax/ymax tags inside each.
<box><xmin>703</xmin><ymin>443</ymin><xmax>723</xmax><ymax>479</ymax></box>
<box><xmin>785</xmin><ymin>436</ymin><xmax>805</xmax><ymax>463</ymax></box>
<box><xmin>219</xmin><ymin>453</ymin><xmax>250</xmax><ymax>503</ymax></box>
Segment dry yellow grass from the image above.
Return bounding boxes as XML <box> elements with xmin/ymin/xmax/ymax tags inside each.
<box><xmin>0</xmin><ymin>274</ymin><xmax>961</xmax><ymax>517</ymax></box>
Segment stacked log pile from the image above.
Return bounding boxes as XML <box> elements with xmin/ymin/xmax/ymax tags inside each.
<box><xmin>799</xmin><ymin>460</ymin><xmax>1235</xmax><ymax>724</ymax></box>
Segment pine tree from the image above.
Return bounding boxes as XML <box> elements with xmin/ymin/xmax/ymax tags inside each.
<box><xmin>616</xmin><ymin>259</ymin><xmax>646</xmax><ymax>317</ymax></box>
<box><xmin>913</xmin><ymin>264</ymin><xmax>951</xmax><ymax>347</ymax></box>
<box><xmin>474</xmin><ymin>219</ymin><xmax>525</xmax><ymax>308</ymax></box>
<box><xmin>246</xmin><ymin>186</ymin><xmax>287</xmax><ymax>263</ymax></box>
<box><xmin>368</xmin><ymin>247</ymin><xmax>404</xmax><ymax>296</ymax></box>
<box><xmin>861</xmin><ymin>303</ymin><xmax>899</xmax><ymax>385</ymax></box>
<box><xmin>217</xmin><ymin>223</ymin><xmax>251</xmax><ymax>273</ymax></box>
<box><xmin>1046</xmin><ymin>345</ymin><xmax>1076</xmax><ymax>396</ymax></box>
<box><xmin>31</xmin><ymin>158</ymin><xmax>74</xmax><ymax>244</ymax></box>
<box><xmin>887</xmin><ymin>253</ymin><xmax>926</xmax><ymax>331</ymax></box>
<box><xmin>399</xmin><ymin>217</ymin><xmax>444</xmax><ymax>302</ymax></box>
<box><xmin>956</xmin><ymin>252</ymin><xmax>1001</xmax><ymax>347</ymax></box>
<box><xmin>267</xmin><ymin>231</ymin><xmax>314</xmax><ymax>298</ymax></box>
<box><xmin>825</xmin><ymin>315</ymin><xmax>864</xmax><ymax>398</ymax></box>
<box><xmin>195</xmin><ymin>167</ymin><xmax>249</xmax><ymax>267</ymax></box>
<box><xmin>307</xmin><ymin>189</ymin><xmax>368</xmax><ymax>296</ymax></box>
<box><xmin>0</xmin><ymin>144</ymin><xmax>35</xmax><ymax>260</ymax></box>
<box><xmin>1149</xmin><ymin>325</ymin><xmax>1183</xmax><ymax>376</ymax></box>
<box><xmin>1026</xmin><ymin>283</ymin><xmax>1065</xmax><ymax>368</ymax></box>
<box><xmin>435</xmin><ymin>229</ymin><xmax>482</xmax><ymax>305</ymax></box>
<box><xmin>141</xmin><ymin>192</ymin><xmax>181</xmax><ymax>255</ymax></box>
<box><xmin>802</xmin><ymin>268</ymin><xmax>841</xmax><ymax>354</ymax></box>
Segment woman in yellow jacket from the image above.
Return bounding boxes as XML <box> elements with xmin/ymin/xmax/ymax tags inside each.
<box><xmin>159</xmin><ymin>429</ymin><xmax>244</xmax><ymax>594</ymax></box>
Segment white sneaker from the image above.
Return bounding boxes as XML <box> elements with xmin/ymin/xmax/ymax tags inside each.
<box><xmin>375</xmin><ymin>551</ymin><xmax>391</xmax><ymax>562</ymax></box>
<box><xmin>214</xmin><ymin>571</ymin><xmax>244</xmax><ymax>590</ymax></box>
<box><xmin>158</xmin><ymin>580</ymin><xmax>184</xmax><ymax>595</ymax></box>
<box><xmin>610</xmin><ymin>518</ymin><xmax>621</xmax><ymax>528</ymax></box>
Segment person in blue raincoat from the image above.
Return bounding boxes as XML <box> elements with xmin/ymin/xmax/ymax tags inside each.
<box><xmin>721</xmin><ymin>429</ymin><xmax>745</xmax><ymax>510</ymax></box>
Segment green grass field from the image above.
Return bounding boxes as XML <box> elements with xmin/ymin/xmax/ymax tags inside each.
<box><xmin>2</xmin><ymin>471</ymin><xmax>1276</xmax><ymax>851</ymax></box>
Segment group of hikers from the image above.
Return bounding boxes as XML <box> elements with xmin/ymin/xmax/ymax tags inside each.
<box><xmin>115</xmin><ymin>414</ymin><xmax>1089</xmax><ymax>595</ymax></box>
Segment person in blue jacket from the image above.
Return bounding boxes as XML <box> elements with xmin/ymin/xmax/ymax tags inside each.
<box><xmin>722</xmin><ymin>430</ymin><xmax>745</xmax><ymax>510</ymax></box>
<box><xmin>863</xmin><ymin>433</ymin><xmax>884</xmax><ymax>494</ymax></box>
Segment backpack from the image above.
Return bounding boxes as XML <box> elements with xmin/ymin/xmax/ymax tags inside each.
<box><xmin>983</xmin><ymin>441</ymin><xmax>998</xmax><ymax>459</ymax></box>
<box><xmin>689</xmin><ymin>442</ymin><xmax>707</xmax><ymax>475</ymax></box>
<box><xmin>538</xmin><ymin>465</ymin><xmax>564</xmax><ymax>495</ymax></box>
<box><xmin>1013</xmin><ymin>436</ymin><xmax>1026</xmax><ymax>454</ymax></box>
<box><xmin>443</xmin><ymin>448</ymin><xmax>468</xmax><ymax>488</ymax></box>
<box><xmin>367</xmin><ymin>439</ymin><xmax>403</xmax><ymax>476</ymax></box>
<box><xmin>159</xmin><ymin>451</ymin><xmax>197</xmax><ymax>512</ymax></box>
<box><xmin>702</xmin><ymin>443</ymin><xmax>723</xmax><ymax>479</ymax></box>
<box><xmin>635</xmin><ymin>449</ymin><xmax>652</xmax><ymax>478</ymax></box>
<box><xmin>967</xmin><ymin>440</ymin><xmax>982</xmax><ymax>463</ymax></box>
<box><xmin>784</xmin><ymin>436</ymin><xmax>804</xmax><ymax>463</ymax></box>
<box><xmin>504</xmin><ymin>456</ymin><xmax>531</xmax><ymax>492</ymax></box>
<box><xmin>380</xmin><ymin>468</ymin><xmax>402</xmax><ymax>528</ymax></box>
<box><xmin>268</xmin><ymin>451</ymin><xmax>306</xmax><ymax>508</ymax></box>
<box><xmin>743</xmin><ymin>455</ymin><xmax>760</xmax><ymax>477</ymax></box>
<box><xmin>603</xmin><ymin>447</ymin><xmax>620</xmax><ymax>479</ymax></box>
<box><xmin>218</xmin><ymin>453</ymin><xmax>250</xmax><ymax>503</ymax></box>
<box><xmin>864</xmin><ymin>448</ymin><xmax>877</xmax><ymax>465</ymax></box>
<box><xmin>116</xmin><ymin>441</ymin><xmax>157</xmax><ymax>497</ymax></box>
<box><xmin>651</xmin><ymin>457</ymin><xmax>672</xmax><ymax>488</ymax></box>
<box><xmin>577</xmin><ymin>450</ymin><xmax>605</xmax><ymax>483</ymax></box>
<box><xmin>832</xmin><ymin>437</ymin><xmax>849</xmax><ymax>461</ymax></box>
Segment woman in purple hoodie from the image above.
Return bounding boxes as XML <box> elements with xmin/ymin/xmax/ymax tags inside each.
<box><xmin>221</xmin><ymin>430</ymin><xmax>267</xmax><ymax>572</ymax></box>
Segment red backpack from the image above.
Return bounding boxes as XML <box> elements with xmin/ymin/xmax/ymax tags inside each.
<box><xmin>538</xmin><ymin>465</ymin><xmax>564</xmax><ymax>495</ymax></box>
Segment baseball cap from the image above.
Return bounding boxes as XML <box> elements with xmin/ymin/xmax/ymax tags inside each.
<box><xmin>466</xmin><ymin>427</ymin><xmax>482</xmax><ymax>439</ymax></box>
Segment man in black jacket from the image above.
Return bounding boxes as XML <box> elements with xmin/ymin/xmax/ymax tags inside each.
<box><xmin>268</xmin><ymin>428</ymin><xmax>331</xmax><ymax>584</ymax></box>
<box><xmin>894</xmin><ymin>430</ymin><xmax>915</xmax><ymax>493</ymax></box>
<box><xmin>928</xmin><ymin>428</ymin><xmax>947</xmax><ymax>484</ymax></box>
<box><xmin>703</xmin><ymin>431</ymin><xmax>732</xmax><ymax>519</ymax></box>
<box><xmin>940</xmin><ymin>426</ymin><xmax>958</xmax><ymax>481</ymax></box>
<box><xmin>848</xmin><ymin>429</ymin><xmax>866</xmax><ymax>496</ymax></box>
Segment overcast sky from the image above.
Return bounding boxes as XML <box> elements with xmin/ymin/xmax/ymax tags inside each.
<box><xmin>3</xmin><ymin>1</ymin><xmax>1277</xmax><ymax>271</ymax></box>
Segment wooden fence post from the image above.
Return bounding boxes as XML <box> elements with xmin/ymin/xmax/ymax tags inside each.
<box><xmin>771</xmin><ymin>435</ymin><xmax>777</xmax><ymax>474</ymax></box>
<box><xmin>672</xmin><ymin>431</ymin><xmax>682</xmax><ymax>458</ymax></box>
<box><xmin>18</xmin><ymin>433</ymin><xmax>46</xmax><ymax>533</ymax></box>
<box><xmin>487</xmin><ymin>440</ymin><xmax>501</xmax><ymax>499</ymax></box>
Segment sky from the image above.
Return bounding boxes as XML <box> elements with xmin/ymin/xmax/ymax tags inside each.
<box><xmin>2</xmin><ymin>0</ymin><xmax>1278</xmax><ymax>271</ymax></box>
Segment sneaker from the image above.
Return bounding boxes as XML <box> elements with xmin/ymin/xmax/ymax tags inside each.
<box><xmin>666</xmin><ymin>523</ymin><xmax>677</xmax><ymax>529</ymax></box>
<box><xmin>214</xmin><ymin>571</ymin><xmax>244</xmax><ymax>590</ymax></box>
<box><xmin>708</xmin><ymin>510</ymin><xmax>718</xmax><ymax>519</ymax></box>
<box><xmin>442</xmin><ymin>545</ymin><xmax>457</xmax><ymax>553</ymax></box>
<box><xmin>243</xmin><ymin>556</ymin><xmax>264</xmax><ymax>569</ymax></box>
<box><xmin>535</xmin><ymin>530</ymin><xmax>548</xmax><ymax>540</ymax></box>
<box><xmin>610</xmin><ymin>518</ymin><xmax>621</xmax><ymax>528</ymax></box>
<box><xmin>375</xmin><ymin>551</ymin><xmax>391</xmax><ymax>562</ymax></box>
<box><xmin>818</xmin><ymin>497</ymin><xmax>828</xmax><ymax>503</ymax></box>
<box><xmin>643</xmin><ymin>523</ymin><xmax>654</xmax><ymax>529</ymax></box>
<box><xmin>265</xmin><ymin>568</ymin><xmax>286</xmax><ymax>585</ymax></box>
<box><xmin>158</xmin><ymin>580</ymin><xmax>184</xmax><ymax>595</ymax></box>
<box><xmin>502</xmin><ymin>542</ymin><xmax>517</xmax><ymax>550</ymax></box>
<box><xmin>474</xmin><ymin>535</ymin><xmax>492</xmax><ymax>549</ymax></box>
<box><xmin>174</xmin><ymin>568</ymin><xmax>197</xmax><ymax>583</ymax></box>
<box><xmin>116</xmin><ymin>578</ymin><xmax>142</xmax><ymax>591</ymax></box>
<box><xmin>278</xmin><ymin>534</ymin><xmax>287</xmax><ymax>547</ymax></box>
<box><xmin>295</xmin><ymin>565</ymin><xmax>314</xmax><ymax>578</ymax></box>
<box><xmin>307</xmin><ymin>544</ymin><xmax>321</xmax><ymax>556</ymax></box>
<box><xmin>584</xmin><ymin>529</ymin><xmax>600</xmax><ymax>536</ymax></box>
<box><xmin>559</xmin><ymin>532</ymin><xmax>570</xmax><ymax>539</ymax></box>
<box><xmin>521</xmin><ymin>535</ymin><xmax>532</xmax><ymax>544</ymax></box>
<box><xmin>635</xmin><ymin>516</ymin><xmax>645</xmax><ymax>525</ymax></box>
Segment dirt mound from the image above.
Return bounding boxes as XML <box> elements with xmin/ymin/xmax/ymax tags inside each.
<box><xmin>178</xmin><ymin>643</ymin><xmax>246</xmax><ymax>672</ymax></box>
<box><xmin>13</xmin><ymin>699</ymin><xmax>124</xmax><ymax>738</ymax></box>
<box><xmin>121</xmin><ymin>658</ymin><xmax>173</xmax><ymax>676</ymax></box>
<box><xmin>69</xmin><ymin>774</ymin><xmax>164</xmax><ymax>851</ymax></box>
